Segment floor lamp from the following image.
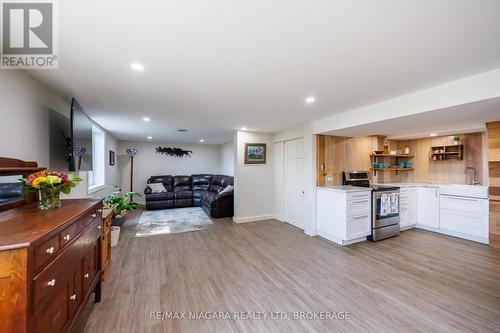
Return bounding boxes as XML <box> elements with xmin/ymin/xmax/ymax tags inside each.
<box><xmin>126</xmin><ymin>148</ymin><xmax>138</xmax><ymax>202</ymax></box>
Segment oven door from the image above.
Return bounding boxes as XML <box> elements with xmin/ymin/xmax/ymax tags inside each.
<box><xmin>372</xmin><ymin>191</ymin><xmax>400</xmax><ymax>228</ymax></box>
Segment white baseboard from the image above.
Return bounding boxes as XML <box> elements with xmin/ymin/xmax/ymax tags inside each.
<box><xmin>232</xmin><ymin>215</ymin><xmax>275</xmax><ymax>223</ymax></box>
<box><xmin>415</xmin><ymin>224</ymin><xmax>489</xmax><ymax>244</ymax></box>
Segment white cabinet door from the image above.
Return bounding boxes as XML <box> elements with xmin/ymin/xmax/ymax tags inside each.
<box><xmin>407</xmin><ymin>187</ymin><xmax>418</xmax><ymax>225</ymax></box>
<box><xmin>284</xmin><ymin>139</ymin><xmax>305</xmax><ymax>229</ymax></box>
<box><xmin>347</xmin><ymin>214</ymin><xmax>371</xmax><ymax>240</ymax></box>
<box><xmin>417</xmin><ymin>187</ymin><xmax>439</xmax><ymax>228</ymax></box>
<box><xmin>440</xmin><ymin>209</ymin><xmax>488</xmax><ymax>238</ymax></box>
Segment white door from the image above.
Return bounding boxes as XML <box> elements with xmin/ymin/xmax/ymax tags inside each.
<box><xmin>284</xmin><ymin>139</ymin><xmax>304</xmax><ymax>229</ymax></box>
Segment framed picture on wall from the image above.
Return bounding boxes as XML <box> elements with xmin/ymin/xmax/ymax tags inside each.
<box><xmin>109</xmin><ymin>150</ymin><xmax>115</xmax><ymax>166</ymax></box>
<box><xmin>244</xmin><ymin>143</ymin><xmax>267</xmax><ymax>164</ymax></box>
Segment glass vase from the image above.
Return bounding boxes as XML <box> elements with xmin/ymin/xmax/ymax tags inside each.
<box><xmin>40</xmin><ymin>189</ymin><xmax>62</xmax><ymax>209</ymax></box>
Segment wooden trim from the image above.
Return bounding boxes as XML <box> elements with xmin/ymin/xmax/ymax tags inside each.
<box><xmin>486</xmin><ymin>121</ymin><xmax>500</xmax><ymax>248</ymax></box>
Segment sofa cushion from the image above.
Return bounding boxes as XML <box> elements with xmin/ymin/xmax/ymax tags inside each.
<box><xmin>145</xmin><ymin>192</ymin><xmax>174</xmax><ymax>202</ymax></box>
<box><xmin>173</xmin><ymin>175</ymin><xmax>191</xmax><ymax>187</ymax></box>
<box><xmin>148</xmin><ymin>175</ymin><xmax>173</xmax><ymax>192</ymax></box>
<box><xmin>191</xmin><ymin>174</ymin><xmax>212</xmax><ymax>191</ymax></box>
<box><xmin>193</xmin><ymin>189</ymin><xmax>207</xmax><ymax>199</ymax></box>
<box><xmin>201</xmin><ymin>191</ymin><xmax>217</xmax><ymax>208</ymax></box>
<box><xmin>174</xmin><ymin>190</ymin><xmax>193</xmax><ymax>200</ymax></box>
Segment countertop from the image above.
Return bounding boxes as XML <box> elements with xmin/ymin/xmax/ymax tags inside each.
<box><xmin>316</xmin><ymin>186</ymin><xmax>372</xmax><ymax>193</ymax></box>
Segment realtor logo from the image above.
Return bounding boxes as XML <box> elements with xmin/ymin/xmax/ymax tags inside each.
<box><xmin>1</xmin><ymin>0</ymin><xmax>58</xmax><ymax>69</ymax></box>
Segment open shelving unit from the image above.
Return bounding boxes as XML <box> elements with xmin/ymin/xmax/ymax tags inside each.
<box><xmin>370</xmin><ymin>153</ymin><xmax>414</xmax><ymax>176</ymax></box>
<box><xmin>430</xmin><ymin>144</ymin><xmax>463</xmax><ymax>161</ymax></box>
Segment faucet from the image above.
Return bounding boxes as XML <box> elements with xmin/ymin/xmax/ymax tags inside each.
<box><xmin>464</xmin><ymin>167</ymin><xmax>480</xmax><ymax>185</ymax></box>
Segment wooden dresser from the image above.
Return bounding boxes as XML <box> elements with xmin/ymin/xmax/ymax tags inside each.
<box><xmin>101</xmin><ymin>208</ymin><xmax>113</xmax><ymax>280</ymax></box>
<box><xmin>0</xmin><ymin>199</ymin><xmax>103</xmax><ymax>333</ymax></box>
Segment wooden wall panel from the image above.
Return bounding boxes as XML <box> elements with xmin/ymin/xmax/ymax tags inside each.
<box><xmin>487</xmin><ymin>121</ymin><xmax>500</xmax><ymax>249</ymax></box>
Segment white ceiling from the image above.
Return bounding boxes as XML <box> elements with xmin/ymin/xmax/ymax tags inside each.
<box><xmin>29</xmin><ymin>0</ymin><xmax>500</xmax><ymax>144</ymax></box>
<box><xmin>322</xmin><ymin>97</ymin><xmax>500</xmax><ymax>139</ymax></box>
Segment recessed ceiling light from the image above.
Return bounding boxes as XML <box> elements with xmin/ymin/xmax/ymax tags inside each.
<box><xmin>177</xmin><ymin>129</ymin><xmax>188</xmax><ymax>132</ymax></box>
<box><xmin>305</xmin><ymin>96</ymin><xmax>316</xmax><ymax>104</ymax></box>
<box><xmin>143</xmin><ymin>117</ymin><xmax>150</xmax><ymax>122</ymax></box>
<box><xmin>430</xmin><ymin>133</ymin><xmax>437</xmax><ymax>137</ymax></box>
<box><xmin>241</xmin><ymin>127</ymin><xmax>247</xmax><ymax>131</ymax></box>
<box><xmin>147</xmin><ymin>136</ymin><xmax>152</xmax><ymax>140</ymax></box>
<box><xmin>200</xmin><ymin>139</ymin><xmax>205</xmax><ymax>143</ymax></box>
<box><xmin>131</xmin><ymin>62</ymin><xmax>144</xmax><ymax>71</ymax></box>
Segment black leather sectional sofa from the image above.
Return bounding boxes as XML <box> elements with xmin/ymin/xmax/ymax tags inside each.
<box><xmin>144</xmin><ymin>174</ymin><xmax>234</xmax><ymax>218</ymax></box>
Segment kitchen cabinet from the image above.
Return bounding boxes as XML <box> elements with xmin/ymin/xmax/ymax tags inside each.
<box><xmin>400</xmin><ymin>187</ymin><xmax>418</xmax><ymax>229</ymax></box>
<box><xmin>439</xmin><ymin>194</ymin><xmax>489</xmax><ymax>241</ymax></box>
<box><xmin>417</xmin><ymin>187</ymin><xmax>439</xmax><ymax>228</ymax></box>
<box><xmin>316</xmin><ymin>187</ymin><xmax>372</xmax><ymax>246</ymax></box>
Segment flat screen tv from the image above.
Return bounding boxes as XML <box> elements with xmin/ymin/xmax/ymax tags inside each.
<box><xmin>70</xmin><ymin>98</ymin><xmax>93</xmax><ymax>171</ymax></box>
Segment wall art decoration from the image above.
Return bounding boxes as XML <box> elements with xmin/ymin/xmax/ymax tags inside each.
<box><xmin>155</xmin><ymin>147</ymin><xmax>192</xmax><ymax>158</ymax></box>
<box><xmin>244</xmin><ymin>143</ymin><xmax>266</xmax><ymax>164</ymax></box>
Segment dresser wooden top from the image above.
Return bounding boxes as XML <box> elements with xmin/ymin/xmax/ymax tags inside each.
<box><xmin>0</xmin><ymin>199</ymin><xmax>101</xmax><ymax>251</ymax></box>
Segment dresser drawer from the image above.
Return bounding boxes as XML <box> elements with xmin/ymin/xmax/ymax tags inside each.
<box><xmin>59</xmin><ymin>221</ymin><xmax>80</xmax><ymax>247</ymax></box>
<box><xmin>34</xmin><ymin>234</ymin><xmax>60</xmax><ymax>270</ymax></box>
<box><xmin>347</xmin><ymin>191</ymin><xmax>371</xmax><ymax>201</ymax></box>
<box><xmin>32</xmin><ymin>249</ymin><xmax>71</xmax><ymax>314</ymax></box>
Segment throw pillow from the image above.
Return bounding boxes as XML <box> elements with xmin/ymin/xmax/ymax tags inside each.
<box><xmin>148</xmin><ymin>183</ymin><xmax>167</xmax><ymax>193</ymax></box>
<box><xmin>219</xmin><ymin>185</ymin><xmax>234</xmax><ymax>195</ymax></box>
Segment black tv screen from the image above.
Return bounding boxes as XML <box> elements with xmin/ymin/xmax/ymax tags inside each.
<box><xmin>70</xmin><ymin>98</ymin><xmax>93</xmax><ymax>171</ymax></box>
<box><xmin>48</xmin><ymin>109</ymin><xmax>71</xmax><ymax>172</ymax></box>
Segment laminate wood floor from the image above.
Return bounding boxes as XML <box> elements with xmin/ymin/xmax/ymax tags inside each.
<box><xmin>82</xmin><ymin>210</ymin><xmax>500</xmax><ymax>333</ymax></box>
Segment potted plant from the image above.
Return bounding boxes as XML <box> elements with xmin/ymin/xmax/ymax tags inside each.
<box><xmin>21</xmin><ymin>171</ymin><xmax>82</xmax><ymax>209</ymax></box>
<box><xmin>103</xmin><ymin>185</ymin><xmax>143</xmax><ymax>225</ymax></box>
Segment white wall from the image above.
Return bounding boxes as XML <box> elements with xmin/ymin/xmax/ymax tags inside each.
<box><xmin>0</xmin><ymin>71</ymin><xmax>69</xmax><ymax>167</ymax></box>
<box><xmin>219</xmin><ymin>140</ymin><xmax>234</xmax><ymax>176</ymax></box>
<box><xmin>118</xmin><ymin>141</ymin><xmax>223</xmax><ymax>203</ymax></box>
<box><xmin>233</xmin><ymin>131</ymin><xmax>274</xmax><ymax>222</ymax></box>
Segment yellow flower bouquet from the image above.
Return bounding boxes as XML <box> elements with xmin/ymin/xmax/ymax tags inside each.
<box><xmin>21</xmin><ymin>171</ymin><xmax>82</xmax><ymax>209</ymax></box>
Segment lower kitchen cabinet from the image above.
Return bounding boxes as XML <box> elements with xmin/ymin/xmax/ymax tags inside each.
<box><xmin>400</xmin><ymin>187</ymin><xmax>418</xmax><ymax>229</ymax></box>
<box><xmin>417</xmin><ymin>186</ymin><xmax>440</xmax><ymax>228</ymax></box>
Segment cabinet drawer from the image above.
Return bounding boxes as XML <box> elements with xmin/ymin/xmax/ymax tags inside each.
<box><xmin>347</xmin><ymin>213</ymin><xmax>371</xmax><ymax>240</ymax></box>
<box><xmin>440</xmin><ymin>195</ymin><xmax>488</xmax><ymax>215</ymax></box>
<box><xmin>347</xmin><ymin>198</ymin><xmax>370</xmax><ymax>216</ymax></box>
<box><xmin>34</xmin><ymin>235</ymin><xmax>60</xmax><ymax>270</ymax></box>
<box><xmin>59</xmin><ymin>221</ymin><xmax>80</xmax><ymax>247</ymax></box>
<box><xmin>347</xmin><ymin>191</ymin><xmax>371</xmax><ymax>201</ymax></box>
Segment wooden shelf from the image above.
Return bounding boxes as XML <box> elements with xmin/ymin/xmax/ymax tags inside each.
<box><xmin>431</xmin><ymin>144</ymin><xmax>463</xmax><ymax>161</ymax></box>
<box><xmin>370</xmin><ymin>154</ymin><xmax>414</xmax><ymax>158</ymax></box>
<box><xmin>370</xmin><ymin>168</ymin><xmax>414</xmax><ymax>171</ymax></box>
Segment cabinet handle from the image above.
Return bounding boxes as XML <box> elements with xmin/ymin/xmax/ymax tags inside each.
<box><xmin>97</xmin><ymin>209</ymin><xmax>102</xmax><ymax>213</ymax></box>
<box><xmin>352</xmin><ymin>200</ymin><xmax>368</xmax><ymax>204</ymax></box>
<box><xmin>46</xmin><ymin>247</ymin><xmax>54</xmax><ymax>254</ymax></box>
<box><xmin>92</xmin><ymin>214</ymin><xmax>97</xmax><ymax>218</ymax></box>
<box><xmin>98</xmin><ymin>225</ymin><xmax>102</xmax><ymax>229</ymax></box>
<box><xmin>70</xmin><ymin>294</ymin><xmax>77</xmax><ymax>300</ymax></box>
<box><xmin>63</xmin><ymin>234</ymin><xmax>71</xmax><ymax>241</ymax></box>
<box><xmin>84</xmin><ymin>273</ymin><xmax>89</xmax><ymax>279</ymax></box>
<box><xmin>47</xmin><ymin>279</ymin><xmax>56</xmax><ymax>287</ymax></box>
<box><xmin>351</xmin><ymin>215</ymin><xmax>368</xmax><ymax>220</ymax></box>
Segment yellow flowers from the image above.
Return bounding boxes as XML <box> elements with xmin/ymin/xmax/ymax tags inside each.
<box><xmin>31</xmin><ymin>177</ymin><xmax>48</xmax><ymax>189</ymax></box>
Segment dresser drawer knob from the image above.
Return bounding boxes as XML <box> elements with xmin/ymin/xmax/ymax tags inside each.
<box><xmin>47</xmin><ymin>279</ymin><xmax>56</xmax><ymax>287</ymax></box>
<box><xmin>84</xmin><ymin>273</ymin><xmax>89</xmax><ymax>279</ymax></box>
<box><xmin>92</xmin><ymin>214</ymin><xmax>97</xmax><ymax>218</ymax></box>
<box><xmin>97</xmin><ymin>225</ymin><xmax>102</xmax><ymax>229</ymax></box>
<box><xmin>97</xmin><ymin>209</ymin><xmax>102</xmax><ymax>213</ymax></box>
<box><xmin>46</xmin><ymin>247</ymin><xmax>55</xmax><ymax>254</ymax></box>
<box><xmin>70</xmin><ymin>294</ymin><xmax>77</xmax><ymax>300</ymax></box>
<box><xmin>63</xmin><ymin>234</ymin><xmax>71</xmax><ymax>241</ymax></box>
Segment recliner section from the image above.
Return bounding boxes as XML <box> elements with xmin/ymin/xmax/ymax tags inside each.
<box><xmin>144</xmin><ymin>174</ymin><xmax>233</xmax><ymax>218</ymax></box>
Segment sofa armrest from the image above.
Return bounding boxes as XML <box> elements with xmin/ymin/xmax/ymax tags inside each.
<box><xmin>215</xmin><ymin>191</ymin><xmax>233</xmax><ymax>200</ymax></box>
<box><xmin>144</xmin><ymin>185</ymin><xmax>152</xmax><ymax>195</ymax></box>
